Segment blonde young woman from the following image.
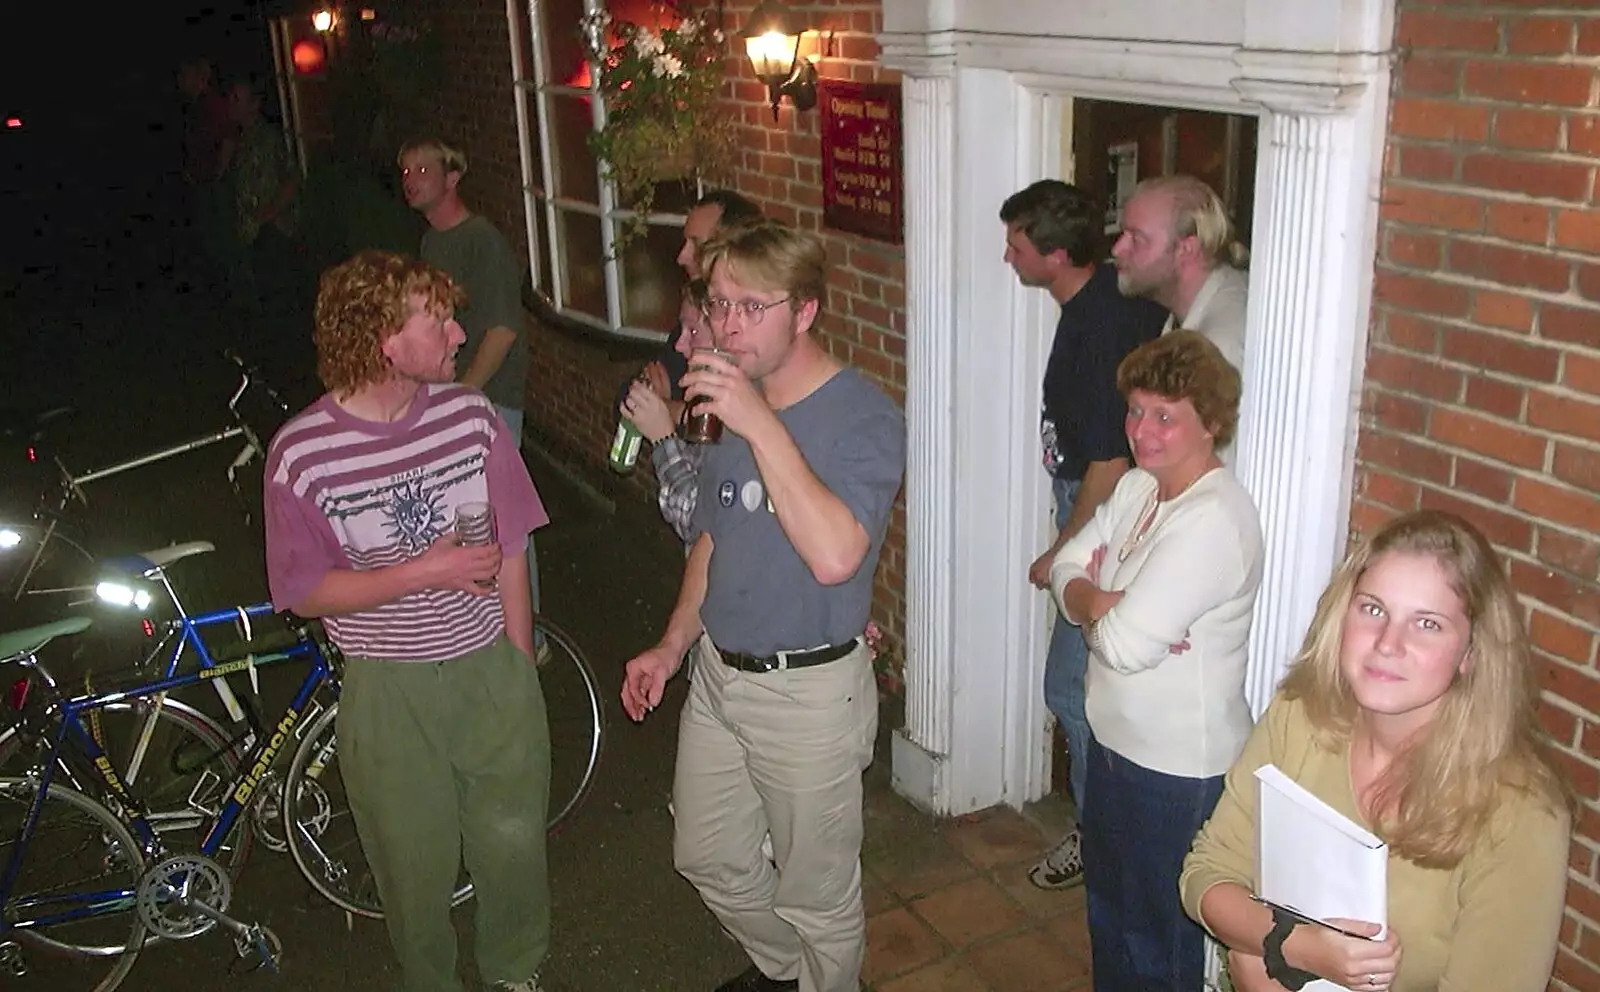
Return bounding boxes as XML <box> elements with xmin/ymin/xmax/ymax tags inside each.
<box><xmin>1181</xmin><ymin>510</ymin><xmax>1574</xmax><ymax>992</ymax></box>
<box><xmin>1049</xmin><ymin>330</ymin><xmax>1264</xmax><ymax>990</ymax></box>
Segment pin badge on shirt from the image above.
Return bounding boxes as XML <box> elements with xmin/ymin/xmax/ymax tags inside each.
<box><xmin>741</xmin><ymin>480</ymin><xmax>764</xmax><ymax>513</ymax></box>
<box><xmin>718</xmin><ymin>481</ymin><xmax>736</xmax><ymax>508</ymax></box>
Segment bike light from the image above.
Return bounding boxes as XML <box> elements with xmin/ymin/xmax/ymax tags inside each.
<box><xmin>25</xmin><ymin>445</ymin><xmax>36</xmax><ymax>462</ymax></box>
<box><xmin>0</xmin><ymin>529</ymin><xmax>21</xmax><ymax>549</ymax></box>
<box><xmin>142</xmin><ymin>618</ymin><xmax>155</xmax><ymax>638</ymax></box>
<box><xmin>6</xmin><ymin>678</ymin><xmax>26</xmax><ymax>712</ymax></box>
<box><xmin>95</xmin><ymin>580</ymin><xmax>153</xmax><ymax>611</ymax></box>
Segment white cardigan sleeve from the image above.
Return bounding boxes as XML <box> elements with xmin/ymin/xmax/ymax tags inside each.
<box><xmin>1046</xmin><ymin>473</ymin><xmax>1130</xmax><ymax>622</ymax></box>
<box><xmin>1051</xmin><ymin>483</ymin><xmax>1252</xmax><ymax>674</ymax></box>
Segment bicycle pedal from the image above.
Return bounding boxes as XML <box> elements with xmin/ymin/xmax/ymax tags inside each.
<box><xmin>229</xmin><ymin>925</ymin><xmax>283</xmax><ymax>975</ymax></box>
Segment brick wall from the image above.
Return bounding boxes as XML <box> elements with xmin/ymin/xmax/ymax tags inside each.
<box><xmin>386</xmin><ymin>0</ymin><xmax>910</xmax><ymax>666</ymax></box>
<box><xmin>1361</xmin><ymin>5</ymin><xmax>1600</xmax><ymax>988</ymax></box>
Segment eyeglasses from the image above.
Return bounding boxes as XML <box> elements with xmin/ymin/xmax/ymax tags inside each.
<box><xmin>705</xmin><ymin>296</ymin><xmax>792</xmax><ymax>320</ymax></box>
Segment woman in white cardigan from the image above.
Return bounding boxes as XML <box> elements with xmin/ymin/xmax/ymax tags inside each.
<box><xmin>1049</xmin><ymin>330</ymin><xmax>1264</xmax><ymax>992</ymax></box>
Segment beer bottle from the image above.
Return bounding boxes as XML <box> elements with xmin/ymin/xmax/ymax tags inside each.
<box><xmin>608</xmin><ymin>417</ymin><xmax>643</xmax><ymax>473</ymax></box>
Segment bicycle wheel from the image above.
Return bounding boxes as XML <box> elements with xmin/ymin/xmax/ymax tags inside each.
<box><xmin>281</xmin><ymin>704</ymin><xmax>475</xmax><ymax>919</ymax></box>
<box><xmin>535</xmin><ymin>615</ymin><xmax>605</xmax><ymax>832</ymax></box>
<box><xmin>0</xmin><ymin>699</ymin><xmax>253</xmax><ymax>883</ymax></box>
<box><xmin>0</xmin><ymin>776</ymin><xmax>146</xmax><ymax>991</ymax></box>
<box><xmin>0</xmin><ymin>521</ymin><xmax>95</xmax><ymax>612</ymax></box>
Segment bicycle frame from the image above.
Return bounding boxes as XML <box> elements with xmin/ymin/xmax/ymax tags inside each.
<box><xmin>4</xmin><ymin>355</ymin><xmax>283</xmax><ymax>602</ymax></box>
<box><xmin>0</xmin><ymin>603</ymin><xmax>336</xmax><ymax>934</ymax></box>
<box><xmin>58</xmin><ymin>359</ymin><xmax>270</xmax><ymax>503</ymax></box>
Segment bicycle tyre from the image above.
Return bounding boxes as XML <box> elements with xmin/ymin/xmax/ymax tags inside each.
<box><xmin>0</xmin><ymin>699</ymin><xmax>254</xmax><ymax>884</ymax></box>
<box><xmin>279</xmin><ymin>618</ymin><xmax>603</xmax><ymax>919</ymax></box>
<box><xmin>535</xmin><ymin>615</ymin><xmax>605</xmax><ymax>833</ymax></box>
<box><xmin>0</xmin><ymin>776</ymin><xmax>146</xmax><ymax>991</ymax></box>
<box><xmin>0</xmin><ymin>522</ymin><xmax>95</xmax><ymax>608</ymax></box>
<box><xmin>280</xmin><ymin>703</ymin><xmax>475</xmax><ymax>919</ymax></box>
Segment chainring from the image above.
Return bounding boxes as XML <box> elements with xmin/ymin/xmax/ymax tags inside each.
<box><xmin>136</xmin><ymin>853</ymin><xmax>232</xmax><ymax>940</ymax></box>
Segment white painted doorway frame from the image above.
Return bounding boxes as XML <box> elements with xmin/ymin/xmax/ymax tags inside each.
<box><xmin>880</xmin><ymin>0</ymin><xmax>1397</xmax><ymax>815</ymax></box>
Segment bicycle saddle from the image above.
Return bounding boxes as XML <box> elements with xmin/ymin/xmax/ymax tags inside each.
<box><xmin>0</xmin><ymin>404</ymin><xmax>75</xmax><ymax>443</ymax></box>
<box><xmin>102</xmin><ymin>541</ymin><xmax>217</xmax><ymax>579</ymax></box>
<box><xmin>0</xmin><ymin>615</ymin><xmax>91</xmax><ymax>662</ymax></box>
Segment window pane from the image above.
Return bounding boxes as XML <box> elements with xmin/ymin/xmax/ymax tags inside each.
<box><xmin>620</xmin><ymin>222</ymin><xmax>687</xmax><ymax>330</ymax></box>
<box><xmin>541</xmin><ymin>0</ymin><xmax>590</xmax><ymax>89</ymax></box>
<box><xmin>550</xmin><ymin>93</ymin><xmax>600</xmax><ymax>204</ymax></box>
<box><xmin>558</xmin><ymin>208</ymin><xmax>606</xmax><ymax>319</ymax></box>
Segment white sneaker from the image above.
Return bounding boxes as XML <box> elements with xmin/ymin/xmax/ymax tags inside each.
<box><xmin>1027</xmin><ymin>829</ymin><xmax>1085</xmax><ymax>890</ymax></box>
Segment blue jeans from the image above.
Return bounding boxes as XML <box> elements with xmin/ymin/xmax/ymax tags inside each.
<box><xmin>495</xmin><ymin>405</ymin><xmax>542</xmax><ymax>622</ymax></box>
<box><xmin>1044</xmin><ymin>476</ymin><xmax>1090</xmax><ymax>815</ymax></box>
<box><xmin>1081</xmin><ymin>738</ymin><xmax>1224</xmax><ymax>992</ymax></box>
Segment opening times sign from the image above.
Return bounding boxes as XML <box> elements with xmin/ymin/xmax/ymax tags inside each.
<box><xmin>819</xmin><ymin>79</ymin><xmax>903</xmax><ymax>244</ymax></box>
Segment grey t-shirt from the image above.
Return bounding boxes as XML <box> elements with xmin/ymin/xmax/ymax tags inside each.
<box><xmin>420</xmin><ymin>215</ymin><xmax>529</xmax><ymax>411</ymax></box>
<box><xmin>693</xmin><ymin>367</ymin><xmax>906</xmax><ymax>656</ymax></box>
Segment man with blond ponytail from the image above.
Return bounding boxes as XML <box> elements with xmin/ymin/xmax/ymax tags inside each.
<box><xmin>1111</xmin><ymin>175</ymin><xmax>1250</xmax><ymax>377</ymax></box>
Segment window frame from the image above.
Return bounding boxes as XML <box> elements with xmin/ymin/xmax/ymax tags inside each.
<box><xmin>507</xmin><ymin>0</ymin><xmax>690</xmax><ymax>343</ymax></box>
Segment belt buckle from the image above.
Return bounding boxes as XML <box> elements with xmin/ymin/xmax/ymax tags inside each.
<box><xmin>759</xmin><ymin>653</ymin><xmax>785</xmax><ymax>673</ymax></box>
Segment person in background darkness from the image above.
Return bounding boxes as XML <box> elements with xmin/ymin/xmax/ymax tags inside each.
<box><xmin>999</xmin><ymin>179</ymin><xmax>1167</xmax><ymax>892</ymax></box>
<box><xmin>226</xmin><ymin>77</ymin><xmax>300</xmax><ymax>259</ymax></box>
<box><xmin>264</xmin><ymin>251</ymin><xmax>551</xmax><ymax>992</ymax></box>
<box><xmin>172</xmin><ymin>54</ymin><xmax>233</xmax><ymax>294</ymax></box>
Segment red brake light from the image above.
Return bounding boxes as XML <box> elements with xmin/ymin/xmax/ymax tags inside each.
<box><xmin>141</xmin><ymin>619</ymin><xmax>154</xmax><ymax>638</ymax></box>
<box><xmin>7</xmin><ymin>678</ymin><xmax>28</xmax><ymax>712</ymax></box>
<box><xmin>26</xmin><ymin>445</ymin><xmax>36</xmax><ymax>463</ymax></box>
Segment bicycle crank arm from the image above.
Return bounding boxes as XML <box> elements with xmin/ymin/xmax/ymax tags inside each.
<box><xmin>151</xmin><ymin>884</ymin><xmax>282</xmax><ymax>974</ymax></box>
<box><xmin>151</xmin><ymin>881</ymin><xmax>248</xmax><ymax>934</ymax></box>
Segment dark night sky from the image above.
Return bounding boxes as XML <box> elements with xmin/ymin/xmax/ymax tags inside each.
<box><xmin>3</xmin><ymin>2</ymin><xmax>275</xmax><ymax>122</ymax></box>
<box><xmin>1</xmin><ymin>2</ymin><xmax>281</xmax><ymax>275</ymax></box>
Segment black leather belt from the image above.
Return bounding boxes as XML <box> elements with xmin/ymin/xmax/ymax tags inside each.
<box><xmin>714</xmin><ymin>639</ymin><xmax>858</xmax><ymax>674</ymax></box>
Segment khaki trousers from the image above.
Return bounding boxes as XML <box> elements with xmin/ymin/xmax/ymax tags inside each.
<box><xmin>673</xmin><ymin>636</ymin><xmax>877</xmax><ymax>992</ymax></box>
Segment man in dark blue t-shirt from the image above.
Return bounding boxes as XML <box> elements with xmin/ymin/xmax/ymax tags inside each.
<box><xmin>1000</xmin><ymin>180</ymin><xmax>1167</xmax><ymax>891</ymax></box>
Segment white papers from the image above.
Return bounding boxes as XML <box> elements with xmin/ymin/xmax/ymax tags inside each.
<box><xmin>1255</xmin><ymin>764</ymin><xmax>1388</xmax><ymax>992</ymax></box>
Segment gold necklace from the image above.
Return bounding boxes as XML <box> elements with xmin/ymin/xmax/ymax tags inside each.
<box><xmin>1117</xmin><ymin>469</ymin><xmax>1210</xmax><ymax>563</ymax></box>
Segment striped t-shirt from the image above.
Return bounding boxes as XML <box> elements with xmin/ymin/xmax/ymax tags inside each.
<box><xmin>264</xmin><ymin>384</ymin><xmax>547</xmax><ymax>662</ymax></box>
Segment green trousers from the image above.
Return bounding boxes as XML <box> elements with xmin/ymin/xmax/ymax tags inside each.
<box><xmin>339</xmin><ymin>635</ymin><xmax>551</xmax><ymax>991</ymax></box>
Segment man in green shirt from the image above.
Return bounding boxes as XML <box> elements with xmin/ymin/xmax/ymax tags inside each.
<box><xmin>400</xmin><ymin>137</ymin><xmax>539</xmax><ymax>624</ymax></box>
<box><xmin>400</xmin><ymin>138</ymin><xmax>529</xmax><ymax>433</ymax></box>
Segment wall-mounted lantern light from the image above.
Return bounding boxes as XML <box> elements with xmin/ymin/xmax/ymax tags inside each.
<box><xmin>311</xmin><ymin>8</ymin><xmax>337</xmax><ymax>32</ymax></box>
<box><xmin>741</xmin><ymin>0</ymin><xmax>817</xmax><ymax>120</ymax></box>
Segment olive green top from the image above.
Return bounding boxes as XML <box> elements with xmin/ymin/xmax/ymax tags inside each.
<box><xmin>1181</xmin><ymin>694</ymin><xmax>1570</xmax><ymax>992</ymax></box>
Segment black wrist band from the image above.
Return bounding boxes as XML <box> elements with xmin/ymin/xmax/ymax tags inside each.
<box><xmin>1262</xmin><ymin>906</ymin><xmax>1322</xmax><ymax>991</ymax></box>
